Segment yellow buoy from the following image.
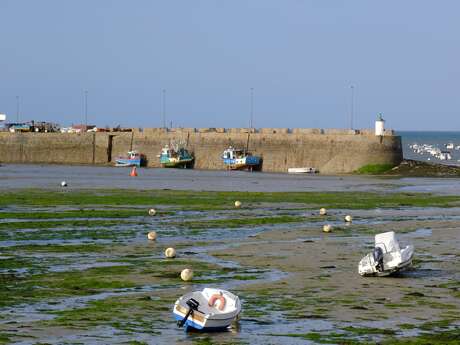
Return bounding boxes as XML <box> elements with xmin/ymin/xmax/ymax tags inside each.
<box><xmin>147</xmin><ymin>231</ymin><xmax>157</xmax><ymax>241</ymax></box>
<box><xmin>319</xmin><ymin>208</ymin><xmax>327</xmax><ymax>216</ymax></box>
<box><xmin>148</xmin><ymin>208</ymin><xmax>156</xmax><ymax>216</ymax></box>
<box><xmin>165</xmin><ymin>247</ymin><xmax>176</xmax><ymax>258</ymax></box>
<box><xmin>345</xmin><ymin>215</ymin><xmax>353</xmax><ymax>223</ymax></box>
<box><xmin>181</xmin><ymin>268</ymin><xmax>193</xmax><ymax>281</ymax></box>
<box><xmin>323</xmin><ymin>224</ymin><xmax>332</xmax><ymax>233</ymax></box>
<box><xmin>234</xmin><ymin>200</ymin><xmax>242</xmax><ymax>208</ymax></box>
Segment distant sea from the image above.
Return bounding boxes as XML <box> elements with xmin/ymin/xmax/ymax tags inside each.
<box><xmin>398</xmin><ymin>131</ymin><xmax>460</xmax><ymax>165</ymax></box>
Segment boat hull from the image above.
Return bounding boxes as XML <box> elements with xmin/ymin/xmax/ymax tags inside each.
<box><xmin>173</xmin><ymin>307</ymin><xmax>236</xmax><ymax>331</ymax></box>
<box><xmin>115</xmin><ymin>158</ymin><xmax>142</xmax><ymax>167</ymax></box>
<box><xmin>358</xmin><ymin>245</ymin><xmax>414</xmax><ymax>277</ymax></box>
<box><xmin>223</xmin><ymin>156</ymin><xmax>261</xmax><ymax>170</ymax></box>
<box><xmin>160</xmin><ymin>158</ymin><xmax>194</xmax><ymax>168</ymax></box>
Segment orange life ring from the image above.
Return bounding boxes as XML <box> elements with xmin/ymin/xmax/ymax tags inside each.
<box><xmin>208</xmin><ymin>293</ymin><xmax>226</xmax><ymax>311</ymax></box>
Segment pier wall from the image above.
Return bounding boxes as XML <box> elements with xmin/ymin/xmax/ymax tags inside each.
<box><xmin>0</xmin><ymin>128</ymin><xmax>402</xmax><ymax>174</ymax></box>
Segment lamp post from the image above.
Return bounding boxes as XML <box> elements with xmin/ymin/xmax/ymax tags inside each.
<box><xmin>350</xmin><ymin>85</ymin><xmax>354</xmax><ymax>129</ymax></box>
<box><xmin>249</xmin><ymin>87</ymin><xmax>254</xmax><ymax>129</ymax></box>
<box><xmin>84</xmin><ymin>90</ymin><xmax>88</xmax><ymax>128</ymax></box>
<box><xmin>162</xmin><ymin>89</ymin><xmax>166</xmax><ymax>129</ymax></box>
<box><xmin>16</xmin><ymin>96</ymin><xmax>20</xmax><ymax>122</ymax></box>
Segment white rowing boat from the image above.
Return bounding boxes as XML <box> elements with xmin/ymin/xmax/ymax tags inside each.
<box><xmin>173</xmin><ymin>288</ymin><xmax>241</xmax><ymax>331</ymax></box>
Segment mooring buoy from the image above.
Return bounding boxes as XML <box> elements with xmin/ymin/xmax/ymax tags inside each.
<box><xmin>165</xmin><ymin>247</ymin><xmax>176</xmax><ymax>258</ymax></box>
<box><xmin>181</xmin><ymin>268</ymin><xmax>193</xmax><ymax>281</ymax></box>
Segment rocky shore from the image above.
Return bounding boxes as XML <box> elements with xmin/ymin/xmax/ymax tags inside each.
<box><xmin>386</xmin><ymin>159</ymin><xmax>460</xmax><ymax>177</ymax></box>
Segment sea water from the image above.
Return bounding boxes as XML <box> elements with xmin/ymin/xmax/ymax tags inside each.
<box><xmin>399</xmin><ymin>131</ymin><xmax>460</xmax><ymax>165</ymax></box>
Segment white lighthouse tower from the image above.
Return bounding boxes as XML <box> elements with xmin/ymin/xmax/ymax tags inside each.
<box><xmin>375</xmin><ymin>113</ymin><xmax>385</xmax><ymax>136</ymax></box>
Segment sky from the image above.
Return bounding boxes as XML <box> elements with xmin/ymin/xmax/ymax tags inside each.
<box><xmin>0</xmin><ymin>0</ymin><xmax>459</xmax><ymax>130</ymax></box>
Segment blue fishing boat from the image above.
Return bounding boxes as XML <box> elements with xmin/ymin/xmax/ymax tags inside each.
<box><xmin>115</xmin><ymin>151</ymin><xmax>146</xmax><ymax>167</ymax></box>
<box><xmin>159</xmin><ymin>144</ymin><xmax>194</xmax><ymax>168</ymax></box>
<box><xmin>221</xmin><ymin>146</ymin><xmax>262</xmax><ymax>171</ymax></box>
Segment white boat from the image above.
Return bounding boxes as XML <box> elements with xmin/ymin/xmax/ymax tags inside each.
<box><xmin>288</xmin><ymin>167</ymin><xmax>317</xmax><ymax>174</ymax></box>
<box><xmin>446</xmin><ymin>143</ymin><xmax>454</xmax><ymax>150</ymax></box>
<box><xmin>358</xmin><ymin>231</ymin><xmax>414</xmax><ymax>277</ymax></box>
<box><xmin>173</xmin><ymin>288</ymin><xmax>241</xmax><ymax>331</ymax></box>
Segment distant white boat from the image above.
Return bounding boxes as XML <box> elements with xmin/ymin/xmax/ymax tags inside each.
<box><xmin>446</xmin><ymin>143</ymin><xmax>454</xmax><ymax>150</ymax></box>
<box><xmin>438</xmin><ymin>151</ymin><xmax>452</xmax><ymax>160</ymax></box>
<box><xmin>288</xmin><ymin>167</ymin><xmax>317</xmax><ymax>174</ymax></box>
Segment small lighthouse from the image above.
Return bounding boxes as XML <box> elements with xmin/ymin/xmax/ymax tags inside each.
<box><xmin>375</xmin><ymin>113</ymin><xmax>385</xmax><ymax>136</ymax></box>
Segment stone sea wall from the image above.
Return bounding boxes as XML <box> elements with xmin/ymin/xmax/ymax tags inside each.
<box><xmin>0</xmin><ymin>128</ymin><xmax>402</xmax><ymax>174</ymax></box>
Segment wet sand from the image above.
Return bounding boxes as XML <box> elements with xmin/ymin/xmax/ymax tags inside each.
<box><xmin>2</xmin><ymin>163</ymin><xmax>460</xmax><ymax>194</ymax></box>
<box><xmin>214</xmin><ymin>213</ymin><xmax>460</xmax><ymax>329</ymax></box>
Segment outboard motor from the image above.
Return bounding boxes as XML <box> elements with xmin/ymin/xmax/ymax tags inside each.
<box><xmin>373</xmin><ymin>247</ymin><xmax>384</xmax><ymax>272</ymax></box>
<box><xmin>177</xmin><ymin>298</ymin><xmax>200</xmax><ymax>328</ymax></box>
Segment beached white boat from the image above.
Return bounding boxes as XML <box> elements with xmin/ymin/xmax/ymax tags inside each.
<box><xmin>287</xmin><ymin>167</ymin><xmax>317</xmax><ymax>174</ymax></box>
<box><xmin>173</xmin><ymin>288</ymin><xmax>241</xmax><ymax>331</ymax></box>
<box><xmin>358</xmin><ymin>231</ymin><xmax>414</xmax><ymax>277</ymax></box>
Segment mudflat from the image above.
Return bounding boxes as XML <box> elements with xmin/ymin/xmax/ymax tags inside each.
<box><xmin>0</xmin><ymin>187</ymin><xmax>459</xmax><ymax>344</ymax></box>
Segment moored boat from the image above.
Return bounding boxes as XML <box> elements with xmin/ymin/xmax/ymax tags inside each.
<box><xmin>221</xmin><ymin>146</ymin><xmax>262</xmax><ymax>171</ymax></box>
<box><xmin>358</xmin><ymin>231</ymin><xmax>414</xmax><ymax>277</ymax></box>
<box><xmin>115</xmin><ymin>151</ymin><xmax>145</xmax><ymax>167</ymax></box>
<box><xmin>173</xmin><ymin>288</ymin><xmax>241</xmax><ymax>331</ymax></box>
<box><xmin>159</xmin><ymin>144</ymin><xmax>194</xmax><ymax>168</ymax></box>
<box><xmin>287</xmin><ymin>167</ymin><xmax>317</xmax><ymax>174</ymax></box>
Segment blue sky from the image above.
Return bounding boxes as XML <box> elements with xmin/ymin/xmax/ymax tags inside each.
<box><xmin>0</xmin><ymin>0</ymin><xmax>458</xmax><ymax>130</ymax></box>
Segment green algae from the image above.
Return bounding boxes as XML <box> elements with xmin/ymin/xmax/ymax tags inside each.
<box><xmin>380</xmin><ymin>328</ymin><xmax>460</xmax><ymax>345</ymax></box>
<box><xmin>0</xmin><ymin>227</ymin><xmax>140</xmax><ymax>242</ymax></box>
<box><xmin>2</xmin><ymin>189</ymin><xmax>460</xmax><ymax>209</ymax></box>
<box><xmin>0</xmin><ymin>334</ymin><xmax>11</xmax><ymax>345</ymax></box>
<box><xmin>357</xmin><ymin>163</ymin><xmax>395</xmax><ymax>174</ymax></box>
<box><xmin>0</xmin><ymin>219</ymin><xmax>143</xmax><ymax>231</ymax></box>
<box><xmin>44</xmin><ymin>295</ymin><xmax>165</xmax><ymax>333</ymax></box>
<box><xmin>0</xmin><ymin>209</ymin><xmax>163</xmax><ymax>220</ymax></box>
<box><xmin>6</xmin><ymin>243</ymin><xmax>108</xmax><ymax>253</ymax></box>
<box><xmin>0</xmin><ymin>265</ymin><xmax>138</xmax><ymax>308</ymax></box>
<box><xmin>272</xmin><ymin>328</ymin><xmax>460</xmax><ymax>345</ymax></box>
<box><xmin>167</xmin><ymin>215</ymin><xmax>301</xmax><ymax>229</ymax></box>
<box><xmin>0</xmin><ymin>254</ymin><xmax>246</xmax><ymax>309</ymax></box>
